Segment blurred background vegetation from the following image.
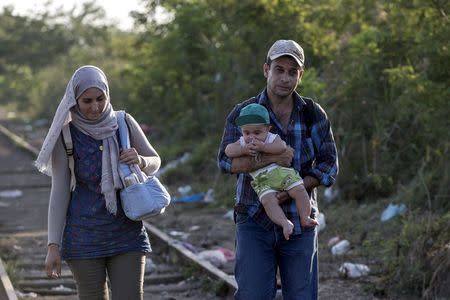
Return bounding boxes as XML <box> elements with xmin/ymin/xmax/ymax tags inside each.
<box><xmin>0</xmin><ymin>0</ymin><xmax>448</xmax><ymax>298</ymax></box>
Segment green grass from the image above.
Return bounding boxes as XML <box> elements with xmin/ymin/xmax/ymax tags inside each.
<box><xmin>1</xmin><ymin>256</ymin><xmax>20</xmax><ymax>286</ymax></box>
<box><xmin>317</xmin><ymin>194</ymin><xmax>449</xmax><ymax>299</ymax></box>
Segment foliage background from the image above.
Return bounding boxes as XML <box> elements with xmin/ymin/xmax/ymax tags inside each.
<box><xmin>1</xmin><ymin>0</ymin><xmax>448</xmax><ymax>298</ymax></box>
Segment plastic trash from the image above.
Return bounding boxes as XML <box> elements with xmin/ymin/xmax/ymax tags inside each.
<box><xmin>381</xmin><ymin>203</ymin><xmax>407</xmax><ymax>222</ymax></box>
<box><xmin>51</xmin><ymin>285</ymin><xmax>75</xmax><ymax>292</ymax></box>
<box><xmin>317</xmin><ymin>212</ymin><xmax>326</xmax><ymax>232</ymax></box>
<box><xmin>156</xmin><ymin>152</ymin><xmax>191</xmax><ymax>176</ymax></box>
<box><xmin>172</xmin><ymin>193</ymin><xmax>205</xmax><ymax>203</ymax></box>
<box><xmin>197</xmin><ymin>249</ymin><xmax>227</xmax><ymax>267</ymax></box>
<box><xmin>6</xmin><ymin>111</ymin><xmax>16</xmax><ymax>119</ymax></box>
<box><xmin>145</xmin><ymin>257</ymin><xmax>157</xmax><ymax>273</ymax></box>
<box><xmin>168</xmin><ymin>230</ymin><xmax>189</xmax><ymax>240</ymax></box>
<box><xmin>0</xmin><ymin>189</ymin><xmax>23</xmax><ymax>198</ymax></box>
<box><xmin>203</xmin><ymin>188</ymin><xmax>215</xmax><ymax>203</ymax></box>
<box><xmin>331</xmin><ymin>239</ymin><xmax>350</xmax><ymax>255</ymax></box>
<box><xmin>216</xmin><ymin>247</ymin><xmax>235</xmax><ymax>261</ymax></box>
<box><xmin>327</xmin><ymin>236</ymin><xmax>340</xmax><ymax>247</ymax></box>
<box><xmin>223</xmin><ymin>210</ymin><xmax>234</xmax><ymax>221</ymax></box>
<box><xmin>324</xmin><ymin>186</ymin><xmax>339</xmax><ymax>203</ymax></box>
<box><xmin>15</xmin><ymin>290</ymin><xmax>37</xmax><ymax>298</ymax></box>
<box><xmin>339</xmin><ymin>262</ymin><xmax>370</xmax><ymax>278</ymax></box>
<box><xmin>188</xmin><ymin>225</ymin><xmax>200</xmax><ymax>231</ymax></box>
<box><xmin>177</xmin><ymin>185</ymin><xmax>192</xmax><ymax>196</ymax></box>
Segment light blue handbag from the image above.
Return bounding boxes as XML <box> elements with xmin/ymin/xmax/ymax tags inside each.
<box><xmin>117</xmin><ymin>111</ymin><xmax>171</xmax><ymax>220</ymax></box>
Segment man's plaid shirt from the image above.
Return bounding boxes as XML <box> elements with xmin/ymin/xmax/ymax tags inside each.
<box><xmin>217</xmin><ymin>89</ymin><xmax>338</xmax><ymax>234</ymax></box>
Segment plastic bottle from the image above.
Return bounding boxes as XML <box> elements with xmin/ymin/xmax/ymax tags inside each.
<box><xmin>331</xmin><ymin>239</ymin><xmax>350</xmax><ymax>255</ymax></box>
<box><xmin>339</xmin><ymin>262</ymin><xmax>370</xmax><ymax>278</ymax></box>
<box><xmin>380</xmin><ymin>203</ymin><xmax>407</xmax><ymax>222</ymax></box>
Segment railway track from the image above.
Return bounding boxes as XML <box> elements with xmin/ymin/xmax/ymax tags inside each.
<box><xmin>0</xmin><ymin>123</ymin><xmax>236</xmax><ymax>300</ymax></box>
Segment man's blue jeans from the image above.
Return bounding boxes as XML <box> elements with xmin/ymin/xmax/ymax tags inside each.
<box><xmin>234</xmin><ymin>213</ymin><xmax>318</xmax><ymax>300</ymax></box>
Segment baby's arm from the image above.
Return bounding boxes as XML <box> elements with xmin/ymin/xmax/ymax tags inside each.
<box><xmin>256</xmin><ymin>135</ymin><xmax>286</xmax><ymax>154</ymax></box>
<box><xmin>225</xmin><ymin>140</ymin><xmax>247</xmax><ymax>158</ymax></box>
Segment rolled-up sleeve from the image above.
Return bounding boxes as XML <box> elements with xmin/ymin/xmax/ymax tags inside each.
<box><xmin>309</xmin><ymin>104</ymin><xmax>338</xmax><ymax>187</ymax></box>
<box><xmin>217</xmin><ymin>106</ymin><xmax>241</xmax><ymax>174</ymax></box>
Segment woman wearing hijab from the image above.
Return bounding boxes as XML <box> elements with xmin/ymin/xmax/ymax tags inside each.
<box><xmin>36</xmin><ymin>65</ymin><xmax>160</xmax><ymax>299</ymax></box>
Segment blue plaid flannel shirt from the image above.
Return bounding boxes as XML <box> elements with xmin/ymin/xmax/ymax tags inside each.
<box><xmin>217</xmin><ymin>89</ymin><xmax>338</xmax><ymax>234</ymax></box>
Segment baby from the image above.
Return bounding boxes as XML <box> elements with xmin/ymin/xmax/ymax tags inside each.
<box><xmin>225</xmin><ymin>103</ymin><xmax>318</xmax><ymax>240</ymax></box>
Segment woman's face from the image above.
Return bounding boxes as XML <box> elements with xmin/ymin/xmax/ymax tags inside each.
<box><xmin>77</xmin><ymin>87</ymin><xmax>108</xmax><ymax>120</ymax></box>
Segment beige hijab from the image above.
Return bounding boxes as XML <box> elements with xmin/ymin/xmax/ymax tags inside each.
<box><xmin>35</xmin><ymin>65</ymin><xmax>123</xmax><ymax>215</ymax></box>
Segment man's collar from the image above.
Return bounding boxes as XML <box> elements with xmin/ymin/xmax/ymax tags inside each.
<box><xmin>257</xmin><ymin>89</ymin><xmax>270</xmax><ymax>107</ymax></box>
<box><xmin>257</xmin><ymin>88</ymin><xmax>304</xmax><ymax>111</ymax></box>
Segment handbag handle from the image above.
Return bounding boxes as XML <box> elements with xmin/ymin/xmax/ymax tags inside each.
<box><xmin>117</xmin><ymin>111</ymin><xmax>148</xmax><ymax>186</ymax></box>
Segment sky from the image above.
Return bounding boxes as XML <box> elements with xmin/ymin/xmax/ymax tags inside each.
<box><xmin>0</xmin><ymin>0</ymin><xmax>143</xmax><ymax>30</ymax></box>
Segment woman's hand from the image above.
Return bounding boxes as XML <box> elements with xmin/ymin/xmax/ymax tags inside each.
<box><xmin>45</xmin><ymin>244</ymin><xmax>61</xmax><ymax>279</ymax></box>
<box><xmin>120</xmin><ymin>148</ymin><xmax>143</xmax><ymax>168</ymax></box>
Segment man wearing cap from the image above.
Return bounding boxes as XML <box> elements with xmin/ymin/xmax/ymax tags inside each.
<box><xmin>218</xmin><ymin>39</ymin><xmax>338</xmax><ymax>299</ymax></box>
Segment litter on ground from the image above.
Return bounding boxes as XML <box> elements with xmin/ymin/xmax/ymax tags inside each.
<box><xmin>317</xmin><ymin>212</ymin><xmax>326</xmax><ymax>232</ymax></box>
<box><xmin>381</xmin><ymin>202</ymin><xmax>407</xmax><ymax>222</ymax></box>
<box><xmin>197</xmin><ymin>247</ymin><xmax>235</xmax><ymax>268</ymax></box>
<box><xmin>0</xmin><ymin>189</ymin><xmax>23</xmax><ymax>198</ymax></box>
<box><xmin>156</xmin><ymin>152</ymin><xmax>191</xmax><ymax>177</ymax></box>
<box><xmin>331</xmin><ymin>239</ymin><xmax>350</xmax><ymax>256</ymax></box>
<box><xmin>168</xmin><ymin>230</ymin><xmax>190</xmax><ymax>240</ymax></box>
<box><xmin>339</xmin><ymin>262</ymin><xmax>370</xmax><ymax>278</ymax></box>
<box><xmin>327</xmin><ymin>236</ymin><xmax>340</xmax><ymax>247</ymax></box>
<box><xmin>223</xmin><ymin>210</ymin><xmax>234</xmax><ymax>221</ymax></box>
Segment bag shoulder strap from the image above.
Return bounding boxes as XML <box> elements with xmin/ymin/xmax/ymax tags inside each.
<box><xmin>61</xmin><ymin>123</ymin><xmax>76</xmax><ymax>191</ymax></box>
<box><xmin>116</xmin><ymin>111</ymin><xmax>136</xmax><ymax>184</ymax></box>
<box><xmin>116</xmin><ymin>111</ymin><xmax>130</xmax><ymax>150</ymax></box>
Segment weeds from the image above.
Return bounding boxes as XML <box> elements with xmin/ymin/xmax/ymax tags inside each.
<box><xmin>1</xmin><ymin>257</ymin><xmax>20</xmax><ymax>285</ymax></box>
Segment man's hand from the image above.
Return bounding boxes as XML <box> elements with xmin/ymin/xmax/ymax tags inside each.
<box><xmin>303</xmin><ymin>176</ymin><xmax>319</xmax><ymax>193</ymax></box>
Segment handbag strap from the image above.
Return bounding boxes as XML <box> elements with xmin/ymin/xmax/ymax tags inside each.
<box><xmin>117</xmin><ymin>111</ymin><xmax>130</xmax><ymax>150</ymax></box>
<box><xmin>116</xmin><ymin>111</ymin><xmax>134</xmax><ymax>183</ymax></box>
<box><xmin>61</xmin><ymin>123</ymin><xmax>76</xmax><ymax>191</ymax></box>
